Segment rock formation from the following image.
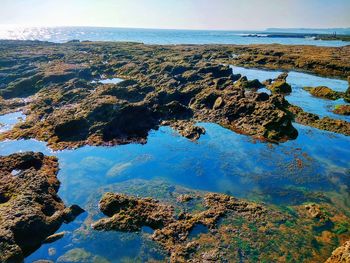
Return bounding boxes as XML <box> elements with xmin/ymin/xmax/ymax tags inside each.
<box><xmin>0</xmin><ymin>152</ymin><xmax>84</xmax><ymax>262</ymax></box>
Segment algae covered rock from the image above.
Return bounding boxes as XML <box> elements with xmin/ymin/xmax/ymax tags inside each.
<box><xmin>303</xmin><ymin>86</ymin><xmax>342</xmax><ymax>100</ymax></box>
<box><xmin>333</xmin><ymin>105</ymin><xmax>350</xmax><ymax>116</ymax></box>
<box><xmin>92</xmin><ymin>191</ymin><xmax>287</xmax><ymax>262</ymax></box>
<box><xmin>267</xmin><ymin>73</ymin><xmax>292</xmax><ymax>93</ymax></box>
<box><xmin>0</xmin><ymin>152</ymin><xmax>84</xmax><ymax>262</ymax></box>
<box><xmin>57</xmin><ymin>248</ymin><xmax>110</xmax><ymax>263</ymax></box>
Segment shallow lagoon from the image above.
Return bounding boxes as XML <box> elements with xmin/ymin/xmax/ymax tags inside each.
<box><xmin>230</xmin><ymin>66</ymin><xmax>350</xmax><ymax>121</ymax></box>
<box><xmin>0</xmin><ymin>120</ymin><xmax>349</xmax><ymax>261</ymax></box>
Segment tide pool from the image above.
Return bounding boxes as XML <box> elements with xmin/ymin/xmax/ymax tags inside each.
<box><xmin>230</xmin><ymin>65</ymin><xmax>350</xmax><ymax>121</ymax></box>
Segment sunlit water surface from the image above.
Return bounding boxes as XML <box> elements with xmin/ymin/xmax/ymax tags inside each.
<box><xmin>0</xmin><ymin>26</ymin><xmax>348</xmax><ymax>47</ymax></box>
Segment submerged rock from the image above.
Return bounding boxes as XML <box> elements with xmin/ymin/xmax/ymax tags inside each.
<box><xmin>57</xmin><ymin>248</ymin><xmax>110</xmax><ymax>263</ymax></box>
<box><xmin>162</xmin><ymin>120</ymin><xmax>206</xmax><ymax>141</ymax></box>
<box><xmin>0</xmin><ymin>152</ymin><xmax>84</xmax><ymax>262</ymax></box>
<box><xmin>92</xmin><ymin>192</ymin><xmax>287</xmax><ymax>262</ymax></box>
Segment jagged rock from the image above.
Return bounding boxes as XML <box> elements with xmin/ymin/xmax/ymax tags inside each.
<box><xmin>288</xmin><ymin>104</ymin><xmax>350</xmax><ymax>135</ymax></box>
<box><xmin>234</xmin><ymin>76</ymin><xmax>263</xmax><ymax>89</ymax></box>
<box><xmin>3</xmin><ymin>41</ymin><xmax>349</xmax><ymax>150</ymax></box>
<box><xmin>0</xmin><ymin>152</ymin><xmax>84</xmax><ymax>262</ymax></box>
<box><xmin>267</xmin><ymin>73</ymin><xmax>292</xmax><ymax>93</ymax></box>
<box><xmin>92</xmin><ymin>192</ymin><xmax>175</xmax><ymax>231</ymax></box>
<box><xmin>303</xmin><ymin>86</ymin><xmax>342</xmax><ymax>100</ymax></box>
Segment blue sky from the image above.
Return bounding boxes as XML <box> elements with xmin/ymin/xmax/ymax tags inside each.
<box><xmin>1</xmin><ymin>0</ymin><xmax>349</xmax><ymax>30</ymax></box>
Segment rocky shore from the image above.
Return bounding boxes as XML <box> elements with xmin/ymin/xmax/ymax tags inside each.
<box><xmin>0</xmin><ymin>41</ymin><xmax>349</xmax><ymax>150</ymax></box>
<box><xmin>0</xmin><ymin>40</ymin><xmax>349</xmax><ymax>261</ymax></box>
<box><xmin>0</xmin><ymin>152</ymin><xmax>84</xmax><ymax>262</ymax></box>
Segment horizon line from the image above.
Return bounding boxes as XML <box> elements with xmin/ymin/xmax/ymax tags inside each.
<box><xmin>1</xmin><ymin>24</ymin><xmax>349</xmax><ymax>32</ymax></box>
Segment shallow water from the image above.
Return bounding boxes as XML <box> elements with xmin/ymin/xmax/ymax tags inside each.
<box><xmin>0</xmin><ymin>111</ymin><xmax>25</xmax><ymax>133</ymax></box>
<box><xmin>230</xmin><ymin>66</ymin><xmax>350</xmax><ymax>121</ymax></box>
<box><xmin>0</xmin><ymin>115</ymin><xmax>349</xmax><ymax>261</ymax></box>
<box><xmin>0</xmin><ymin>26</ymin><xmax>348</xmax><ymax>47</ymax></box>
<box><xmin>92</xmin><ymin>77</ymin><xmax>124</xmax><ymax>84</ymax></box>
<box><xmin>0</xmin><ymin>86</ymin><xmax>349</xmax><ymax>261</ymax></box>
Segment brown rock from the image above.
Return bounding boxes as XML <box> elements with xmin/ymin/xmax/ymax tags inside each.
<box><xmin>325</xmin><ymin>241</ymin><xmax>350</xmax><ymax>263</ymax></box>
<box><xmin>0</xmin><ymin>152</ymin><xmax>84</xmax><ymax>262</ymax></box>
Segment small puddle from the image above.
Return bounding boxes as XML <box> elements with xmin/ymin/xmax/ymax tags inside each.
<box><xmin>92</xmin><ymin>77</ymin><xmax>124</xmax><ymax>84</ymax></box>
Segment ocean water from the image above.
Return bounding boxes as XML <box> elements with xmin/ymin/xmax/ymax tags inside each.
<box><xmin>0</xmin><ymin>26</ymin><xmax>348</xmax><ymax>47</ymax></box>
<box><xmin>230</xmin><ymin>66</ymin><xmax>350</xmax><ymax>121</ymax></box>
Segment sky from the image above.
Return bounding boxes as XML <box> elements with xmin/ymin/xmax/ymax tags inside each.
<box><xmin>0</xmin><ymin>0</ymin><xmax>349</xmax><ymax>30</ymax></box>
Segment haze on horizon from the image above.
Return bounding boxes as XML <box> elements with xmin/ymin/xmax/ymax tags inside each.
<box><xmin>1</xmin><ymin>0</ymin><xmax>350</xmax><ymax>30</ymax></box>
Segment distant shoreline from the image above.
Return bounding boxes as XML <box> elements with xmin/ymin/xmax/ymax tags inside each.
<box><xmin>243</xmin><ymin>32</ymin><xmax>350</xmax><ymax>42</ymax></box>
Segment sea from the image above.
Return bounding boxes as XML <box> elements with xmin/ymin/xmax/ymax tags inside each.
<box><xmin>0</xmin><ymin>26</ymin><xmax>349</xmax><ymax>46</ymax></box>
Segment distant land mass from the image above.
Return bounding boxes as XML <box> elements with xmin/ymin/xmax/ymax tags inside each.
<box><xmin>265</xmin><ymin>28</ymin><xmax>350</xmax><ymax>35</ymax></box>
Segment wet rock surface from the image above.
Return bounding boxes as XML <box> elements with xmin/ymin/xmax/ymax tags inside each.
<box><xmin>162</xmin><ymin>120</ymin><xmax>205</xmax><ymax>141</ymax></box>
<box><xmin>0</xmin><ymin>152</ymin><xmax>84</xmax><ymax>262</ymax></box>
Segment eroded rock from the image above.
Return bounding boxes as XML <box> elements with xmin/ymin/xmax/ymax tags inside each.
<box><xmin>0</xmin><ymin>41</ymin><xmax>302</xmax><ymax>150</ymax></box>
<box><xmin>0</xmin><ymin>152</ymin><xmax>84</xmax><ymax>262</ymax></box>
<box><xmin>303</xmin><ymin>86</ymin><xmax>342</xmax><ymax>100</ymax></box>
<box><xmin>92</xmin><ymin>192</ymin><xmax>287</xmax><ymax>262</ymax></box>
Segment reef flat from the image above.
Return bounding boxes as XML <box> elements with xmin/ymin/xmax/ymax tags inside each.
<box><xmin>0</xmin><ymin>40</ymin><xmax>349</xmax><ymax>150</ymax></box>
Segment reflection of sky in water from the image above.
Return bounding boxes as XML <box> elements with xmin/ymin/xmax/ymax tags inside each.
<box><xmin>230</xmin><ymin>66</ymin><xmax>350</xmax><ymax>121</ymax></box>
<box><xmin>91</xmin><ymin>77</ymin><xmax>124</xmax><ymax>84</ymax></box>
<box><xmin>1</xmin><ymin>106</ymin><xmax>349</xmax><ymax>261</ymax></box>
<box><xmin>1</xmin><ymin>122</ymin><xmax>349</xmax><ymax>206</ymax></box>
<box><xmin>0</xmin><ymin>112</ymin><xmax>25</xmax><ymax>133</ymax></box>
